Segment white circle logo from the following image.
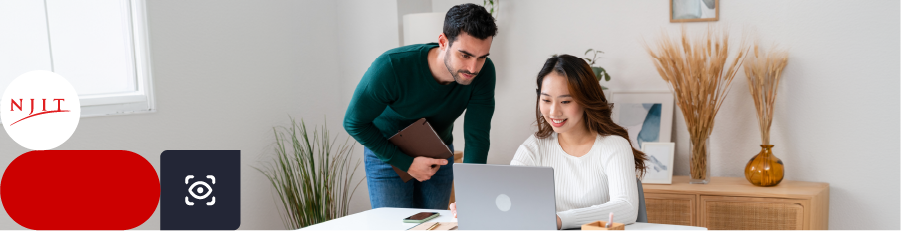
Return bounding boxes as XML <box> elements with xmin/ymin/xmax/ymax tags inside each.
<box><xmin>495</xmin><ymin>194</ymin><xmax>511</xmax><ymax>212</ymax></box>
<box><xmin>1</xmin><ymin>70</ymin><xmax>80</xmax><ymax>150</ymax></box>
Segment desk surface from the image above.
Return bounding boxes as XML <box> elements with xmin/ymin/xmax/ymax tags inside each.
<box><xmin>301</xmin><ymin>207</ymin><xmax>706</xmax><ymax>230</ymax></box>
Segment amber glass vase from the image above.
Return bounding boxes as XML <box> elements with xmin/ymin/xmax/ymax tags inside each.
<box><xmin>744</xmin><ymin>145</ymin><xmax>784</xmax><ymax>186</ymax></box>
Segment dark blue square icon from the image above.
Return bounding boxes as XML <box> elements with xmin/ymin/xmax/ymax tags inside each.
<box><xmin>161</xmin><ymin>150</ymin><xmax>240</xmax><ymax>230</ymax></box>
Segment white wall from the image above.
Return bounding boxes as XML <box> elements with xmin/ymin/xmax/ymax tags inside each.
<box><xmin>336</xmin><ymin>0</ymin><xmax>402</xmax><ymax>217</ymax></box>
<box><xmin>0</xmin><ymin>0</ymin><xmax>346</xmax><ymax>229</ymax></box>
<box><xmin>397</xmin><ymin>0</ymin><xmax>433</xmax><ymax>46</ymax></box>
<box><xmin>430</xmin><ymin>0</ymin><xmax>899</xmax><ymax>229</ymax></box>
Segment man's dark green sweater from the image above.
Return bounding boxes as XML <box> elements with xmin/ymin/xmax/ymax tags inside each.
<box><xmin>343</xmin><ymin>43</ymin><xmax>495</xmax><ymax>172</ymax></box>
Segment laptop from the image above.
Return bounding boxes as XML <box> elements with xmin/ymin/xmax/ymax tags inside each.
<box><xmin>453</xmin><ymin>163</ymin><xmax>557</xmax><ymax>230</ymax></box>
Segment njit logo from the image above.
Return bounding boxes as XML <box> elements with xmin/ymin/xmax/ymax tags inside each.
<box><xmin>185</xmin><ymin>175</ymin><xmax>216</xmax><ymax>206</ymax></box>
<box><xmin>1</xmin><ymin>70</ymin><xmax>80</xmax><ymax>150</ymax></box>
<box><xmin>8</xmin><ymin>98</ymin><xmax>70</xmax><ymax>126</ymax></box>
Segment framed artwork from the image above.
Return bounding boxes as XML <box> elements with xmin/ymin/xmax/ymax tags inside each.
<box><xmin>640</xmin><ymin>142</ymin><xmax>675</xmax><ymax>184</ymax></box>
<box><xmin>609</xmin><ymin>91</ymin><xmax>674</xmax><ymax>151</ymax></box>
<box><xmin>671</xmin><ymin>0</ymin><xmax>719</xmax><ymax>22</ymax></box>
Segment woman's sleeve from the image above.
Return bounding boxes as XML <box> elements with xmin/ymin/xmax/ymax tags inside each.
<box><xmin>556</xmin><ymin>136</ymin><xmax>639</xmax><ymax>229</ymax></box>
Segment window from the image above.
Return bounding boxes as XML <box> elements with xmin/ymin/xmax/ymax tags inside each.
<box><xmin>0</xmin><ymin>0</ymin><xmax>154</xmax><ymax>117</ymax></box>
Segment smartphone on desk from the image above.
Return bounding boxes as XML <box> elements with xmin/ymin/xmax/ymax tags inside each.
<box><xmin>403</xmin><ymin>212</ymin><xmax>439</xmax><ymax>223</ymax></box>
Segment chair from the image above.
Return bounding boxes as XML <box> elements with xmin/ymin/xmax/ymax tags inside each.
<box><xmin>636</xmin><ymin>177</ymin><xmax>648</xmax><ymax>223</ymax></box>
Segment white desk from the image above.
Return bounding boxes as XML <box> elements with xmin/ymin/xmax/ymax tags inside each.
<box><xmin>301</xmin><ymin>207</ymin><xmax>706</xmax><ymax>230</ymax></box>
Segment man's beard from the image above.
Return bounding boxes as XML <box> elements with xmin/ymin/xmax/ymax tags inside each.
<box><xmin>444</xmin><ymin>51</ymin><xmax>478</xmax><ymax>85</ymax></box>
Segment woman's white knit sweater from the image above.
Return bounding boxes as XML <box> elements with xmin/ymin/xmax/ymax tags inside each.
<box><xmin>511</xmin><ymin>133</ymin><xmax>639</xmax><ymax>229</ymax></box>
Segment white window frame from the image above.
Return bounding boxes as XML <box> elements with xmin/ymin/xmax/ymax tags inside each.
<box><xmin>77</xmin><ymin>0</ymin><xmax>155</xmax><ymax>117</ymax></box>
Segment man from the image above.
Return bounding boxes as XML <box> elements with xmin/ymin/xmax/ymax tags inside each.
<box><xmin>343</xmin><ymin>3</ymin><xmax>497</xmax><ymax>210</ymax></box>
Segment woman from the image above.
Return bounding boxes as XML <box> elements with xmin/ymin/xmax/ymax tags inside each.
<box><xmin>450</xmin><ymin>54</ymin><xmax>648</xmax><ymax>230</ymax></box>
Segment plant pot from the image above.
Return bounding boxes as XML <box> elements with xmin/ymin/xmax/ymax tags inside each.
<box><xmin>744</xmin><ymin>145</ymin><xmax>784</xmax><ymax>186</ymax></box>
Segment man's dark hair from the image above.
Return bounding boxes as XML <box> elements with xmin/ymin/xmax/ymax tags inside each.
<box><xmin>443</xmin><ymin>3</ymin><xmax>498</xmax><ymax>46</ymax></box>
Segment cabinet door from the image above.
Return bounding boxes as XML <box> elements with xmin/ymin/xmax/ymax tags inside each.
<box><xmin>700</xmin><ymin>196</ymin><xmax>807</xmax><ymax>230</ymax></box>
<box><xmin>645</xmin><ymin>193</ymin><xmax>696</xmax><ymax>226</ymax></box>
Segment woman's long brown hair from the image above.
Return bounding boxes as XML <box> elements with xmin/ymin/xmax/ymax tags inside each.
<box><xmin>534</xmin><ymin>54</ymin><xmax>648</xmax><ymax>177</ymax></box>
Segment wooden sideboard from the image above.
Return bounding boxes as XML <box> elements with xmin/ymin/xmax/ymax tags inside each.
<box><xmin>642</xmin><ymin>175</ymin><xmax>829</xmax><ymax>230</ymax></box>
<box><xmin>449</xmin><ymin>151</ymin><xmax>464</xmax><ymax>205</ymax></box>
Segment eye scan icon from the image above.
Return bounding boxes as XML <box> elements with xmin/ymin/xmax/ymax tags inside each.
<box><xmin>185</xmin><ymin>175</ymin><xmax>216</xmax><ymax>206</ymax></box>
<box><xmin>161</xmin><ymin>150</ymin><xmax>240</xmax><ymax>230</ymax></box>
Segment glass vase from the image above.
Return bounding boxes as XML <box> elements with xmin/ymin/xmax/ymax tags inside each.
<box><xmin>689</xmin><ymin>138</ymin><xmax>710</xmax><ymax>184</ymax></box>
<box><xmin>744</xmin><ymin>145</ymin><xmax>784</xmax><ymax>186</ymax></box>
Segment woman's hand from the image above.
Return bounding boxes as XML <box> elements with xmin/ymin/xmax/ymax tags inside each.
<box><xmin>556</xmin><ymin>215</ymin><xmax>562</xmax><ymax>229</ymax></box>
<box><xmin>449</xmin><ymin>202</ymin><xmax>457</xmax><ymax>218</ymax></box>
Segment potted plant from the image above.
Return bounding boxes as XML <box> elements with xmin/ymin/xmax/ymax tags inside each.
<box><xmin>645</xmin><ymin>27</ymin><xmax>748</xmax><ymax>184</ymax></box>
<box><xmin>255</xmin><ymin>117</ymin><xmax>365</xmax><ymax>229</ymax></box>
<box><xmin>583</xmin><ymin>49</ymin><xmax>612</xmax><ymax>90</ymax></box>
<box><xmin>742</xmin><ymin>43</ymin><xmax>789</xmax><ymax>187</ymax></box>
<box><xmin>483</xmin><ymin>0</ymin><xmax>499</xmax><ymax>20</ymax></box>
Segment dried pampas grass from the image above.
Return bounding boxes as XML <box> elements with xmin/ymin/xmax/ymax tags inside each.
<box><xmin>744</xmin><ymin>42</ymin><xmax>788</xmax><ymax>145</ymax></box>
<box><xmin>645</xmin><ymin>26</ymin><xmax>749</xmax><ymax>181</ymax></box>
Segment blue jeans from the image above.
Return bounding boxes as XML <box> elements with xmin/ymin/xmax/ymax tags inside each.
<box><xmin>364</xmin><ymin>145</ymin><xmax>454</xmax><ymax>210</ymax></box>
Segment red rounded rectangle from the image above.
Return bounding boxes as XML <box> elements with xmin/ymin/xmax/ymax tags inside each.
<box><xmin>2</xmin><ymin>150</ymin><xmax>160</xmax><ymax>230</ymax></box>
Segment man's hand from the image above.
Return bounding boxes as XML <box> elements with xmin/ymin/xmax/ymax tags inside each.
<box><xmin>408</xmin><ymin>156</ymin><xmax>448</xmax><ymax>181</ymax></box>
<box><xmin>449</xmin><ymin>202</ymin><xmax>458</xmax><ymax>218</ymax></box>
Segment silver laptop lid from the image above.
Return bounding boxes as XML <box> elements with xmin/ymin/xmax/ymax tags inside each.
<box><xmin>453</xmin><ymin>163</ymin><xmax>557</xmax><ymax>230</ymax></box>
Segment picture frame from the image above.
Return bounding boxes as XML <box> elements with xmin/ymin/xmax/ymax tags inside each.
<box><xmin>670</xmin><ymin>0</ymin><xmax>719</xmax><ymax>23</ymax></box>
<box><xmin>640</xmin><ymin>142</ymin><xmax>675</xmax><ymax>184</ymax></box>
<box><xmin>609</xmin><ymin>91</ymin><xmax>674</xmax><ymax>151</ymax></box>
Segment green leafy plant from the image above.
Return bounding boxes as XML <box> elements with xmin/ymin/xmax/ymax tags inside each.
<box><xmin>584</xmin><ymin>49</ymin><xmax>612</xmax><ymax>90</ymax></box>
<box><xmin>483</xmin><ymin>0</ymin><xmax>499</xmax><ymax>20</ymax></box>
<box><xmin>255</xmin><ymin>117</ymin><xmax>364</xmax><ymax>229</ymax></box>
